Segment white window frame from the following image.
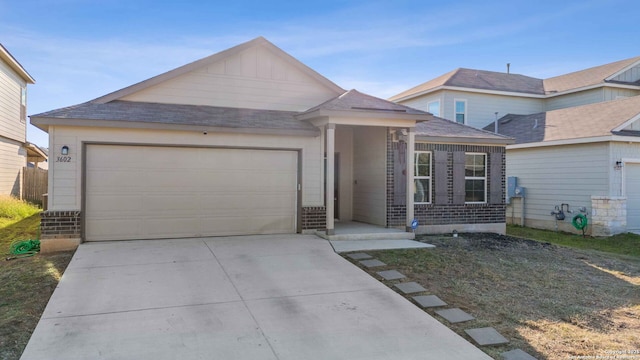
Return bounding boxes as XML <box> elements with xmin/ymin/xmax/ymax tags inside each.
<box><xmin>454</xmin><ymin>99</ymin><xmax>467</xmax><ymax>124</ymax></box>
<box><xmin>465</xmin><ymin>152</ymin><xmax>486</xmax><ymax>204</ymax></box>
<box><xmin>414</xmin><ymin>151</ymin><xmax>432</xmax><ymax>204</ymax></box>
<box><xmin>427</xmin><ymin>100</ymin><xmax>440</xmax><ymax>117</ymax></box>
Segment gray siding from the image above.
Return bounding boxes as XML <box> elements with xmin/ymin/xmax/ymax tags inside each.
<box><xmin>603</xmin><ymin>87</ymin><xmax>640</xmax><ymax>101</ymax></box>
<box><xmin>609</xmin><ymin>142</ymin><xmax>640</xmax><ymax>197</ymax></box>
<box><xmin>612</xmin><ymin>65</ymin><xmax>640</xmax><ymax>83</ymax></box>
<box><xmin>506</xmin><ymin>143</ymin><xmax>609</xmax><ymax>225</ymax></box>
<box><xmin>544</xmin><ymin>88</ymin><xmax>603</xmax><ymax>111</ymax></box>
<box><xmin>352</xmin><ymin>126</ymin><xmax>386</xmax><ymax>226</ymax></box>
<box><xmin>401</xmin><ymin>90</ymin><xmax>544</xmax><ymax>130</ymax></box>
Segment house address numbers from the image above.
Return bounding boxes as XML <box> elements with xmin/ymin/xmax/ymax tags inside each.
<box><xmin>56</xmin><ymin>156</ymin><xmax>72</xmax><ymax>163</ymax></box>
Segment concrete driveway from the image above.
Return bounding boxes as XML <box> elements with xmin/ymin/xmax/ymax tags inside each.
<box><xmin>21</xmin><ymin>235</ymin><xmax>490</xmax><ymax>360</ymax></box>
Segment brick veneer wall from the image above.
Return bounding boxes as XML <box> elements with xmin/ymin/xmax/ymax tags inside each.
<box><xmin>40</xmin><ymin>210</ymin><xmax>82</xmax><ymax>239</ymax></box>
<box><xmin>387</xmin><ymin>133</ymin><xmax>506</xmax><ymax>228</ymax></box>
<box><xmin>301</xmin><ymin>206</ymin><xmax>326</xmax><ymax>230</ymax></box>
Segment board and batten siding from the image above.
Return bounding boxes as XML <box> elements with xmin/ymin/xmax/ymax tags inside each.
<box><xmin>0</xmin><ymin>58</ymin><xmax>27</xmax><ymax>142</ymax></box>
<box><xmin>603</xmin><ymin>88</ymin><xmax>640</xmax><ymax>101</ymax></box>
<box><xmin>121</xmin><ymin>45</ymin><xmax>337</xmax><ymax>112</ymax></box>
<box><xmin>352</xmin><ymin>126</ymin><xmax>386</xmax><ymax>226</ymax></box>
<box><xmin>400</xmin><ymin>90</ymin><xmax>544</xmax><ymax>130</ymax></box>
<box><xmin>544</xmin><ymin>88</ymin><xmax>603</xmax><ymax>111</ymax></box>
<box><xmin>506</xmin><ymin>143</ymin><xmax>609</xmax><ymax>224</ymax></box>
<box><xmin>0</xmin><ymin>137</ymin><xmax>25</xmax><ymax>196</ymax></box>
<box><xmin>47</xmin><ymin>126</ymin><xmax>323</xmax><ymax>211</ymax></box>
<box><xmin>612</xmin><ymin>64</ymin><xmax>640</xmax><ymax>83</ymax></box>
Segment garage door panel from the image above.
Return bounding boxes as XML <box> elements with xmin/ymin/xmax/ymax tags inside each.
<box><xmin>85</xmin><ymin>145</ymin><xmax>297</xmax><ymax>241</ymax></box>
<box><xmin>627</xmin><ymin>164</ymin><xmax>640</xmax><ymax>232</ymax></box>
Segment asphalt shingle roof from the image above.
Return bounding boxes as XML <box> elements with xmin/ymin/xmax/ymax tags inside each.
<box><xmin>544</xmin><ymin>56</ymin><xmax>640</xmax><ymax>93</ymax></box>
<box><xmin>417</xmin><ymin>116</ymin><xmax>513</xmax><ymax>142</ymax></box>
<box><xmin>32</xmin><ymin>100</ymin><xmax>318</xmax><ymax>133</ymax></box>
<box><xmin>301</xmin><ymin>89</ymin><xmax>429</xmax><ymax>115</ymax></box>
<box><xmin>391</xmin><ymin>56</ymin><xmax>640</xmax><ymax>101</ymax></box>
<box><xmin>482</xmin><ymin>95</ymin><xmax>640</xmax><ymax>144</ymax></box>
<box><xmin>390</xmin><ymin>69</ymin><xmax>544</xmax><ymax>101</ymax></box>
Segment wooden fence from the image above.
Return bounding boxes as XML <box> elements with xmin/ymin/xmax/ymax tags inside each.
<box><xmin>22</xmin><ymin>167</ymin><xmax>48</xmax><ymax>206</ymax></box>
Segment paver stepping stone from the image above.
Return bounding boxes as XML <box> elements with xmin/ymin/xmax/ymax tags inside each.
<box><xmin>359</xmin><ymin>259</ymin><xmax>386</xmax><ymax>268</ymax></box>
<box><xmin>435</xmin><ymin>308</ymin><xmax>475</xmax><ymax>323</ymax></box>
<box><xmin>376</xmin><ymin>270</ymin><xmax>406</xmax><ymax>280</ymax></box>
<box><xmin>412</xmin><ymin>295</ymin><xmax>447</xmax><ymax>308</ymax></box>
<box><xmin>347</xmin><ymin>252</ymin><xmax>372</xmax><ymax>260</ymax></box>
<box><xmin>465</xmin><ymin>327</ymin><xmax>509</xmax><ymax>346</ymax></box>
<box><xmin>501</xmin><ymin>349</ymin><xmax>537</xmax><ymax>360</ymax></box>
<box><xmin>394</xmin><ymin>282</ymin><xmax>426</xmax><ymax>294</ymax></box>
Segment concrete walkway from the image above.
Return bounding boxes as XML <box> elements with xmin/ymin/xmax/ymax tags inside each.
<box><xmin>21</xmin><ymin>235</ymin><xmax>490</xmax><ymax>360</ymax></box>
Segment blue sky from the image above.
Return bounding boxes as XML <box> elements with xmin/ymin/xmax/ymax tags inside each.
<box><xmin>2</xmin><ymin>0</ymin><xmax>639</xmax><ymax>147</ymax></box>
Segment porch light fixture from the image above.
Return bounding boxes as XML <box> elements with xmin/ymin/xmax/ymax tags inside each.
<box><xmin>61</xmin><ymin>146</ymin><xmax>69</xmax><ymax>155</ymax></box>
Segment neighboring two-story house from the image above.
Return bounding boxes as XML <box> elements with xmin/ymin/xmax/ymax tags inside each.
<box><xmin>0</xmin><ymin>44</ymin><xmax>46</xmax><ymax>198</ymax></box>
<box><xmin>391</xmin><ymin>57</ymin><xmax>640</xmax><ymax>236</ymax></box>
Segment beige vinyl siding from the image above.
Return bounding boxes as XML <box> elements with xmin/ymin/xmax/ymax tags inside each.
<box><xmin>122</xmin><ymin>45</ymin><xmax>337</xmax><ymax>112</ymax></box>
<box><xmin>506</xmin><ymin>143</ymin><xmax>609</xmax><ymax>226</ymax></box>
<box><xmin>609</xmin><ymin>142</ymin><xmax>640</xmax><ymax>197</ymax></box>
<box><xmin>47</xmin><ymin>126</ymin><xmax>322</xmax><ymax>211</ymax></box>
<box><xmin>352</xmin><ymin>126</ymin><xmax>386</xmax><ymax>226</ymax></box>
<box><xmin>544</xmin><ymin>88</ymin><xmax>603</xmax><ymax>111</ymax></box>
<box><xmin>612</xmin><ymin>65</ymin><xmax>640</xmax><ymax>83</ymax></box>
<box><xmin>603</xmin><ymin>87</ymin><xmax>640</xmax><ymax>101</ymax></box>
<box><xmin>0</xmin><ymin>59</ymin><xmax>27</xmax><ymax>142</ymax></box>
<box><xmin>401</xmin><ymin>90</ymin><xmax>543</xmax><ymax>130</ymax></box>
<box><xmin>0</xmin><ymin>137</ymin><xmax>25</xmax><ymax>196</ymax></box>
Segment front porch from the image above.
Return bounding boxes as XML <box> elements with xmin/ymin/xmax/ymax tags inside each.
<box><xmin>313</xmin><ymin>220</ymin><xmax>415</xmax><ymax>241</ymax></box>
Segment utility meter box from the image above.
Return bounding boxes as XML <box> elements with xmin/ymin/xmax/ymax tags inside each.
<box><xmin>507</xmin><ymin>177</ymin><xmax>518</xmax><ymax>198</ymax></box>
<box><xmin>514</xmin><ymin>186</ymin><xmax>525</xmax><ymax>197</ymax></box>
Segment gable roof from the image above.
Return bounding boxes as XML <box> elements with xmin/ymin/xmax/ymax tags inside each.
<box><xmin>93</xmin><ymin>36</ymin><xmax>344</xmax><ymax>104</ymax></box>
<box><xmin>0</xmin><ymin>44</ymin><xmax>35</xmax><ymax>84</ymax></box>
<box><xmin>31</xmin><ymin>100</ymin><xmax>319</xmax><ymax>136</ymax></box>
<box><xmin>391</xmin><ymin>56</ymin><xmax>640</xmax><ymax>102</ymax></box>
<box><xmin>483</xmin><ymin>95</ymin><xmax>640</xmax><ymax>144</ymax></box>
<box><xmin>543</xmin><ymin>56</ymin><xmax>640</xmax><ymax>93</ymax></box>
<box><xmin>416</xmin><ymin>116</ymin><xmax>513</xmax><ymax>145</ymax></box>
<box><xmin>298</xmin><ymin>89</ymin><xmax>430</xmax><ymax>120</ymax></box>
<box><xmin>389</xmin><ymin>68</ymin><xmax>544</xmax><ymax>101</ymax></box>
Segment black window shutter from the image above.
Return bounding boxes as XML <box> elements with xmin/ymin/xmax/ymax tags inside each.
<box><xmin>490</xmin><ymin>152</ymin><xmax>503</xmax><ymax>204</ymax></box>
<box><xmin>434</xmin><ymin>151</ymin><xmax>448</xmax><ymax>204</ymax></box>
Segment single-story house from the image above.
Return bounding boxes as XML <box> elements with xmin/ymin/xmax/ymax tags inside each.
<box><xmin>31</xmin><ymin>37</ymin><xmax>513</xmax><ymax>252</ymax></box>
<box><xmin>483</xmin><ymin>95</ymin><xmax>640</xmax><ymax>236</ymax></box>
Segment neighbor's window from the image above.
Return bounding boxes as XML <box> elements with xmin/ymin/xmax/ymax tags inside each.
<box><xmin>455</xmin><ymin>99</ymin><xmax>466</xmax><ymax>124</ymax></box>
<box><xmin>427</xmin><ymin>101</ymin><xmax>440</xmax><ymax>117</ymax></box>
<box><xmin>465</xmin><ymin>153</ymin><xmax>486</xmax><ymax>203</ymax></box>
<box><xmin>414</xmin><ymin>151</ymin><xmax>431</xmax><ymax>203</ymax></box>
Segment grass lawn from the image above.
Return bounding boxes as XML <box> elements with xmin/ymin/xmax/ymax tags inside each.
<box><xmin>0</xmin><ymin>197</ymin><xmax>74</xmax><ymax>360</ymax></box>
<box><xmin>349</xmin><ymin>231</ymin><xmax>640</xmax><ymax>359</ymax></box>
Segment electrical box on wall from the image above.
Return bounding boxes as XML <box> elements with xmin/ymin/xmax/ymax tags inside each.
<box><xmin>507</xmin><ymin>177</ymin><xmax>518</xmax><ymax>198</ymax></box>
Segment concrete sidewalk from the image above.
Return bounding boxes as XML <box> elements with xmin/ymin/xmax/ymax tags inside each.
<box><xmin>21</xmin><ymin>235</ymin><xmax>490</xmax><ymax>360</ymax></box>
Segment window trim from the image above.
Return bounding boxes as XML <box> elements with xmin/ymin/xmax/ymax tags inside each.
<box><xmin>414</xmin><ymin>151</ymin><xmax>432</xmax><ymax>204</ymax></box>
<box><xmin>464</xmin><ymin>152</ymin><xmax>486</xmax><ymax>204</ymax></box>
<box><xmin>454</xmin><ymin>99</ymin><xmax>467</xmax><ymax>124</ymax></box>
<box><xmin>427</xmin><ymin>100</ymin><xmax>440</xmax><ymax>117</ymax></box>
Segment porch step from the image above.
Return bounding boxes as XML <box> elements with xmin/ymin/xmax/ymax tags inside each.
<box><xmin>315</xmin><ymin>230</ymin><xmax>415</xmax><ymax>241</ymax></box>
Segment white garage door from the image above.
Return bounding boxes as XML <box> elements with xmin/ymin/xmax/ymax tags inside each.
<box><xmin>627</xmin><ymin>163</ymin><xmax>640</xmax><ymax>234</ymax></box>
<box><xmin>85</xmin><ymin>145</ymin><xmax>298</xmax><ymax>241</ymax></box>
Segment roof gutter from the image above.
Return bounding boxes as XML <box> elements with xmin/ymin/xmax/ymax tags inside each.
<box><xmin>29</xmin><ymin>116</ymin><xmax>321</xmax><ymax>137</ymax></box>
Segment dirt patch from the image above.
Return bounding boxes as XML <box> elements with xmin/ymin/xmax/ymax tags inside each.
<box><xmin>346</xmin><ymin>233</ymin><xmax>640</xmax><ymax>360</ymax></box>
